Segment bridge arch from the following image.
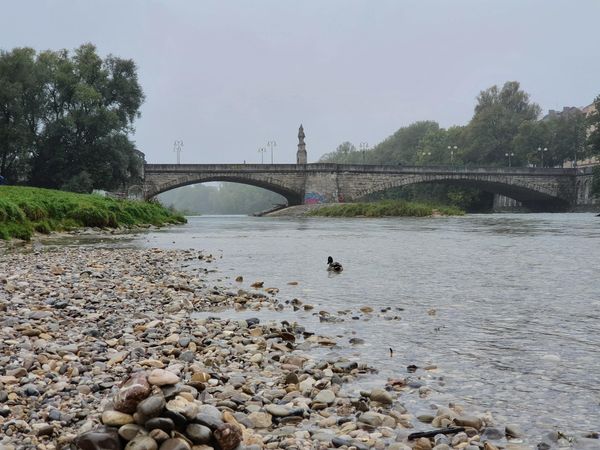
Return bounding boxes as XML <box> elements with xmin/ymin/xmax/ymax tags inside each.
<box><xmin>345</xmin><ymin>173</ymin><xmax>572</xmax><ymax>211</ymax></box>
<box><xmin>144</xmin><ymin>172</ymin><xmax>303</xmax><ymax>206</ymax></box>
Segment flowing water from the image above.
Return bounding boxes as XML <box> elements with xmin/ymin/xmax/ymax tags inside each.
<box><xmin>95</xmin><ymin>214</ymin><xmax>600</xmax><ymax>440</ymax></box>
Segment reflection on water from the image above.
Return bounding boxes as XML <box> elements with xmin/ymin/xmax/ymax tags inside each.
<box><xmin>98</xmin><ymin>214</ymin><xmax>600</xmax><ymax>439</ymax></box>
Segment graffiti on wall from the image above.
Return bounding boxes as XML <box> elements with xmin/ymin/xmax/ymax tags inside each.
<box><xmin>304</xmin><ymin>192</ymin><xmax>326</xmax><ymax>204</ymax></box>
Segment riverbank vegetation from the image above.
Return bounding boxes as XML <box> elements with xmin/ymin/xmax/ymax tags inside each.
<box><xmin>0</xmin><ymin>186</ymin><xmax>185</xmax><ymax>240</ymax></box>
<box><xmin>308</xmin><ymin>200</ymin><xmax>464</xmax><ymax>218</ymax></box>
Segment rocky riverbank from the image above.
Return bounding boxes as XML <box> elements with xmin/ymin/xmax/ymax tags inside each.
<box><xmin>0</xmin><ymin>246</ymin><xmax>595</xmax><ymax>449</ymax></box>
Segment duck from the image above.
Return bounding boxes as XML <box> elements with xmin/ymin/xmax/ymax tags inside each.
<box><xmin>327</xmin><ymin>256</ymin><xmax>343</xmax><ymax>272</ymax></box>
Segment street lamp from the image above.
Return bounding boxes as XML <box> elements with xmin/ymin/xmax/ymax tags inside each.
<box><xmin>447</xmin><ymin>145</ymin><xmax>458</xmax><ymax>164</ymax></box>
<box><xmin>173</xmin><ymin>140</ymin><xmax>184</xmax><ymax>164</ymax></box>
<box><xmin>537</xmin><ymin>147</ymin><xmax>548</xmax><ymax>167</ymax></box>
<box><xmin>267</xmin><ymin>140</ymin><xmax>276</xmax><ymax>164</ymax></box>
<box><xmin>359</xmin><ymin>142</ymin><xmax>369</xmax><ymax>164</ymax></box>
<box><xmin>258</xmin><ymin>147</ymin><xmax>266</xmax><ymax>164</ymax></box>
<box><xmin>419</xmin><ymin>152</ymin><xmax>431</xmax><ymax>164</ymax></box>
<box><xmin>505</xmin><ymin>152</ymin><xmax>515</xmax><ymax>167</ymax></box>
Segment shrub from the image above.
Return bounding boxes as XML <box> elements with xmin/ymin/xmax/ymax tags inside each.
<box><xmin>34</xmin><ymin>221</ymin><xmax>52</xmax><ymax>234</ymax></box>
<box><xmin>0</xmin><ymin>198</ymin><xmax>26</xmax><ymax>223</ymax></box>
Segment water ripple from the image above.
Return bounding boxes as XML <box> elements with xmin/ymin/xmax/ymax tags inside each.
<box><xmin>138</xmin><ymin>213</ymin><xmax>600</xmax><ymax>442</ymax></box>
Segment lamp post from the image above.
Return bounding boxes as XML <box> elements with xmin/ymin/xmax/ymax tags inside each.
<box><xmin>173</xmin><ymin>140</ymin><xmax>184</xmax><ymax>164</ymax></box>
<box><xmin>447</xmin><ymin>145</ymin><xmax>458</xmax><ymax>164</ymax></box>
<box><xmin>537</xmin><ymin>146</ymin><xmax>548</xmax><ymax>167</ymax></box>
<box><xmin>505</xmin><ymin>152</ymin><xmax>515</xmax><ymax>167</ymax></box>
<box><xmin>359</xmin><ymin>142</ymin><xmax>369</xmax><ymax>164</ymax></box>
<box><xmin>258</xmin><ymin>147</ymin><xmax>266</xmax><ymax>164</ymax></box>
<box><xmin>419</xmin><ymin>151</ymin><xmax>431</xmax><ymax>164</ymax></box>
<box><xmin>267</xmin><ymin>140</ymin><xmax>276</xmax><ymax>164</ymax></box>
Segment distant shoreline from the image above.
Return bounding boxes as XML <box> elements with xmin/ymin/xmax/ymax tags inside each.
<box><xmin>264</xmin><ymin>201</ymin><xmax>464</xmax><ymax>217</ymax></box>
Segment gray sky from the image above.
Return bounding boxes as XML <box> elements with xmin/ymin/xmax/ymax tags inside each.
<box><xmin>2</xmin><ymin>0</ymin><xmax>599</xmax><ymax>164</ymax></box>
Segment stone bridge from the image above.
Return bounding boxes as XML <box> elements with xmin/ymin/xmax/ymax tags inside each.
<box><xmin>140</xmin><ymin>163</ymin><xmax>596</xmax><ymax>211</ymax></box>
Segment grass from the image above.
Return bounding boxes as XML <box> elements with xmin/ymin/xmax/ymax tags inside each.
<box><xmin>307</xmin><ymin>199</ymin><xmax>465</xmax><ymax>218</ymax></box>
<box><xmin>0</xmin><ymin>186</ymin><xmax>186</xmax><ymax>240</ymax></box>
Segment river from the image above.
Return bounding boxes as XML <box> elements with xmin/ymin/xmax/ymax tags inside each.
<box><xmin>56</xmin><ymin>213</ymin><xmax>600</xmax><ymax>442</ymax></box>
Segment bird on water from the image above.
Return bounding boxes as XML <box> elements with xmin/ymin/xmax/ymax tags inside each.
<box><xmin>327</xmin><ymin>256</ymin><xmax>343</xmax><ymax>272</ymax></box>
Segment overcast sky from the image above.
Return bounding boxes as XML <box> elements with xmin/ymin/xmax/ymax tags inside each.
<box><xmin>2</xmin><ymin>0</ymin><xmax>599</xmax><ymax>164</ymax></box>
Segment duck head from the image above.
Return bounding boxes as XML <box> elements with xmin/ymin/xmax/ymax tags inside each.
<box><xmin>327</xmin><ymin>256</ymin><xmax>333</xmax><ymax>264</ymax></box>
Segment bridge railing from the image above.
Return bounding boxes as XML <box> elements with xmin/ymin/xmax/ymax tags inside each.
<box><xmin>144</xmin><ymin>163</ymin><xmax>581</xmax><ymax>175</ymax></box>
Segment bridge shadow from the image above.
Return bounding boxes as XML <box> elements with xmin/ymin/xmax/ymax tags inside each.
<box><xmin>360</xmin><ymin>180</ymin><xmax>571</xmax><ymax>212</ymax></box>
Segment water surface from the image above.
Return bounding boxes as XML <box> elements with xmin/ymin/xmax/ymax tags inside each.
<box><xmin>133</xmin><ymin>213</ymin><xmax>600</xmax><ymax>441</ymax></box>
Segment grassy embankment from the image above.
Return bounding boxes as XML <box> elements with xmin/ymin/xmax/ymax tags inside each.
<box><xmin>0</xmin><ymin>186</ymin><xmax>186</xmax><ymax>240</ymax></box>
<box><xmin>308</xmin><ymin>200</ymin><xmax>464</xmax><ymax>217</ymax></box>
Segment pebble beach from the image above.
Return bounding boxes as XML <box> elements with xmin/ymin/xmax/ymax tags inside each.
<box><xmin>0</xmin><ymin>244</ymin><xmax>596</xmax><ymax>450</ymax></box>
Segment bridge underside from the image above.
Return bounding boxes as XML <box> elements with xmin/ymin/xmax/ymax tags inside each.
<box><xmin>144</xmin><ymin>175</ymin><xmax>303</xmax><ymax>206</ymax></box>
<box><xmin>360</xmin><ymin>179</ymin><xmax>570</xmax><ymax>212</ymax></box>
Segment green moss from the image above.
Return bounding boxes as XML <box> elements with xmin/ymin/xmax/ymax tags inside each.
<box><xmin>0</xmin><ymin>186</ymin><xmax>186</xmax><ymax>240</ymax></box>
<box><xmin>308</xmin><ymin>200</ymin><xmax>465</xmax><ymax>218</ymax></box>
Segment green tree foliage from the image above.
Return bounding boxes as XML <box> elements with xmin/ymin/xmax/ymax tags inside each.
<box><xmin>512</xmin><ymin>109</ymin><xmax>587</xmax><ymax>167</ymax></box>
<box><xmin>587</xmin><ymin>95</ymin><xmax>600</xmax><ymax>158</ymax></box>
<box><xmin>0</xmin><ymin>48</ymin><xmax>44</xmax><ymax>182</ymax></box>
<box><xmin>371</xmin><ymin>121</ymin><xmax>441</xmax><ymax>164</ymax></box>
<box><xmin>544</xmin><ymin>109</ymin><xmax>587</xmax><ymax>166</ymax></box>
<box><xmin>465</xmin><ymin>81</ymin><xmax>541</xmax><ymax>165</ymax></box>
<box><xmin>319</xmin><ymin>122</ymin><xmax>454</xmax><ymax>165</ymax></box>
<box><xmin>0</xmin><ymin>44</ymin><xmax>144</xmax><ymax>191</ymax></box>
<box><xmin>319</xmin><ymin>142</ymin><xmax>360</xmax><ymax>164</ymax></box>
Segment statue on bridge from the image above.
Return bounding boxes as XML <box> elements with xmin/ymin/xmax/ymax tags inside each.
<box><xmin>297</xmin><ymin>124</ymin><xmax>307</xmax><ymax>164</ymax></box>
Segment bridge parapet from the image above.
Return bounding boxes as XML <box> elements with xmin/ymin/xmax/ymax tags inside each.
<box><xmin>145</xmin><ymin>163</ymin><xmax>578</xmax><ymax>175</ymax></box>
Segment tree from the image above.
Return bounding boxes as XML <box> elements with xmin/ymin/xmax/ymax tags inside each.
<box><xmin>513</xmin><ymin>109</ymin><xmax>587</xmax><ymax>167</ymax></box>
<box><xmin>465</xmin><ymin>81</ymin><xmax>540</xmax><ymax>165</ymax></box>
<box><xmin>0</xmin><ymin>44</ymin><xmax>144</xmax><ymax>191</ymax></box>
<box><xmin>415</xmin><ymin>126</ymin><xmax>467</xmax><ymax>165</ymax></box>
<box><xmin>0</xmin><ymin>48</ymin><xmax>46</xmax><ymax>183</ymax></box>
<box><xmin>319</xmin><ymin>142</ymin><xmax>359</xmax><ymax>164</ymax></box>
<box><xmin>544</xmin><ymin>109</ymin><xmax>587</xmax><ymax>166</ymax></box>
<box><xmin>587</xmin><ymin>95</ymin><xmax>600</xmax><ymax>158</ymax></box>
<box><xmin>512</xmin><ymin>120</ymin><xmax>549</xmax><ymax>166</ymax></box>
<box><xmin>373</xmin><ymin>121</ymin><xmax>440</xmax><ymax>164</ymax></box>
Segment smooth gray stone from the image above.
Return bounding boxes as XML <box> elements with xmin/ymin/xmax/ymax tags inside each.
<box><xmin>144</xmin><ymin>417</ymin><xmax>174</xmax><ymax>433</ymax></box>
<box><xmin>193</xmin><ymin>413</ymin><xmax>224</xmax><ymax>430</ymax></box>
<box><xmin>332</xmin><ymin>436</ymin><xmax>370</xmax><ymax>450</ymax></box>
<box><xmin>186</xmin><ymin>423</ymin><xmax>212</xmax><ymax>444</ymax></box>
<box><xmin>137</xmin><ymin>395</ymin><xmax>166</xmax><ymax>418</ymax></box>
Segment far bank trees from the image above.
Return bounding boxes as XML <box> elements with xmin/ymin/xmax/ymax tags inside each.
<box><xmin>319</xmin><ymin>81</ymin><xmax>597</xmax><ymax>209</ymax></box>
